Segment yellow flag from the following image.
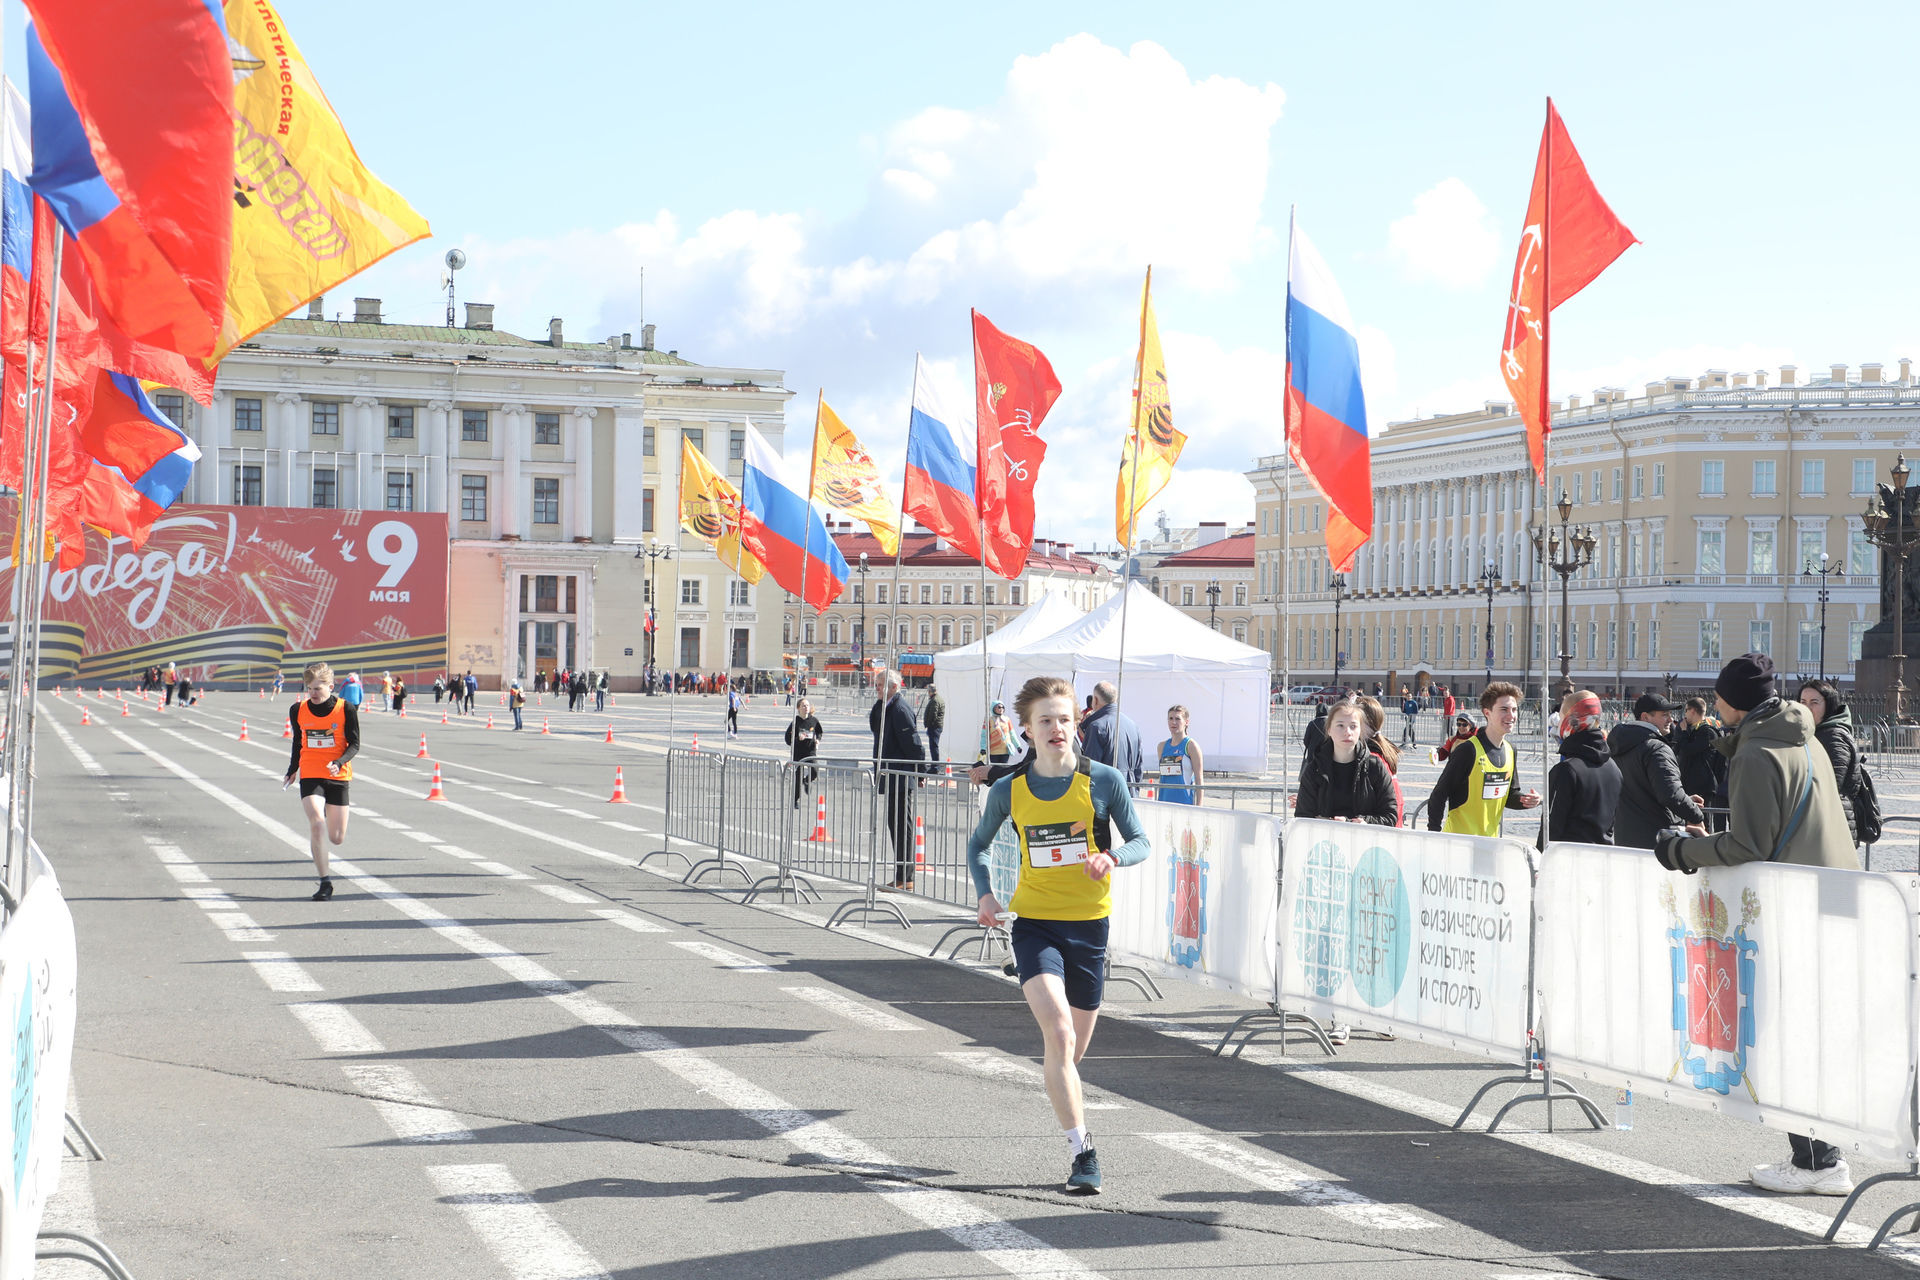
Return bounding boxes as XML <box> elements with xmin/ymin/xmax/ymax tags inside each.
<box><xmin>810</xmin><ymin>400</ymin><xmax>900</xmax><ymax>557</ymax></box>
<box><xmin>1116</xmin><ymin>267</ymin><xmax>1184</xmax><ymax>547</ymax></box>
<box><xmin>216</xmin><ymin>0</ymin><xmax>433</xmax><ymax>358</ymax></box>
<box><xmin>679</xmin><ymin>440</ymin><xmax>765</xmax><ymax>584</ymax></box>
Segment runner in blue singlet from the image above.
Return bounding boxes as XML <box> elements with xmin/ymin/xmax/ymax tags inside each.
<box><xmin>1154</xmin><ymin>705</ymin><xmax>1204</xmax><ymax>805</ymax></box>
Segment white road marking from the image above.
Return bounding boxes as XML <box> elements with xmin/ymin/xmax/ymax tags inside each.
<box><xmin>669</xmin><ymin>939</ymin><xmax>776</xmax><ymax>972</ymax></box>
<box><xmin>164</xmin><ymin>862</ymin><xmax>211</xmax><ymax>885</ymax></box>
<box><xmin>532</xmin><ymin>884</ymin><xmax>599</xmax><ymax>906</ymax></box>
<box><xmin>148</xmin><ymin>843</ymin><xmax>191</xmax><ymax>865</ymax></box>
<box><xmin>781</xmin><ymin>986</ymin><xmax>916</xmax><ymax>1032</ymax></box>
<box><xmin>474</xmin><ymin>861</ymin><xmax>532</xmax><ymax>880</ymax></box>
<box><xmin>939</xmin><ymin>1052</ymin><xmax>1125</xmax><ymax>1111</ymax></box>
<box><xmin>1143</xmin><ymin>1131</ymin><xmax>1436</xmax><ymax>1231</ymax></box>
<box><xmin>368</xmin><ymin>816</ymin><xmax>410</xmax><ymax>830</ymax></box>
<box><xmin>40</xmin><ymin>705</ymin><xmax>106</xmax><ymax>774</ymax></box>
<box><xmin>591</xmin><ymin>908</ymin><xmax>668</xmax><ymax>934</ymax></box>
<box><xmin>108</xmin><ymin>727</ymin><xmax>1113</xmax><ymax>1280</ymax></box>
<box><xmin>340</xmin><ymin>1064</ymin><xmax>476</xmax><ymax>1144</ymax></box>
<box><xmin>603</xmin><ymin>821</ymin><xmax>646</xmax><ymax>832</ymax></box>
<box><xmin>432</xmin><ymin>845</ymin><xmax>485</xmax><ymax>861</ymax></box>
<box><xmin>403</xmin><ymin>829</ymin><xmax>441</xmax><ymax>843</ymax></box>
<box><xmin>427</xmin><ymin>1164</ymin><xmax>612</xmax><ymax>1280</ymax></box>
<box><xmin>208</xmin><ymin>911</ymin><xmax>272</xmax><ymax>943</ymax></box>
<box><xmin>287</xmin><ymin>1002</ymin><xmax>384</xmax><ymax>1054</ymax></box>
<box><xmin>178</xmin><ymin>886</ymin><xmax>238</xmax><ymax>909</ymax></box>
<box><xmin>555</xmin><ymin>808</ymin><xmax>594</xmax><ymax>820</ymax></box>
<box><xmin>243</xmin><ymin>950</ymin><xmax>323</xmax><ymax>993</ymax></box>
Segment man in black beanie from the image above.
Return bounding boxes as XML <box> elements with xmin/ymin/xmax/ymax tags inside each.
<box><xmin>1653</xmin><ymin>652</ymin><xmax>1857</xmax><ymax>1196</ymax></box>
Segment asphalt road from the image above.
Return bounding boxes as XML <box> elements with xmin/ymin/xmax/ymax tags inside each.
<box><xmin>22</xmin><ymin>683</ymin><xmax>1920</xmax><ymax>1279</ymax></box>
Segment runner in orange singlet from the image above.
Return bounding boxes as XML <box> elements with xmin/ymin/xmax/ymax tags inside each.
<box><xmin>282</xmin><ymin>662</ymin><xmax>360</xmax><ymax>901</ymax></box>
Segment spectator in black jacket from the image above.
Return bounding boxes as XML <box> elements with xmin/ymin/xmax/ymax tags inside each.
<box><xmin>1296</xmin><ymin>697</ymin><xmax>1400</xmax><ymax>826</ymax></box>
<box><xmin>784</xmin><ymin>697</ymin><xmax>824</xmax><ymax>808</ymax></box>
<box><xmin>1544</xmin><ymin>691</ymin><xmax>1620</xmax><ymax>846</ymax></box>
<box><xmin>1303</xmin><ymin>703</ymin><xmax>1329</xmax><ymax>755</ymax></box>
<box><xmin>1672</xmin><ymin>697</ymin><xmax>1728</xmax><ymax>829</ymax></box>
<box><xmin>1079</xmin><ymin>681</ymin><xmax>1143</xmax><ymax>787</ymax></box>
<box><xmin>1606</xmin><ymin>692</ymin><xmax>1705</xmax><ymax>849</ymax></box>
<box><xmin>1798</xmin><ymin>679</ymin><xmax>1861</xmax><ymax>844</ymax></box>
<box><xmin>869</xmin><ymin>670</ymin><xmax>927</xmax><ymax>891</ymax></box>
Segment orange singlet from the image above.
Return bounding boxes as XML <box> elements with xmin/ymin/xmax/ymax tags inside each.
<box><xmin>296</xmin><ymin>699</ymin><xmax>354</xmax><ymax>781</ymax></box>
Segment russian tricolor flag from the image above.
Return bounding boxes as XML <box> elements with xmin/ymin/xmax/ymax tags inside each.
<box><xmin>740</xmin><ymin>423</ymin><xmax>849</xmax><ymax>613</ymax></box>
<box><xmin>1285</xmin><ymin>221</ymin><xmax>1374</xmax><ymax>572</ymax></box>
<box><xmin>901</xmin><ymin>355</ymin><xmax>983</xmax><ymax>561</ymax></box>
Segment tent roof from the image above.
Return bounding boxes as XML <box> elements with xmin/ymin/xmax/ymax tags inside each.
<box><xmin>938</xmin><ymin>593</ymin><xmax>1085</xmax><ymax>660</ymax></box>
<box><xmin>1011</xmin><ymin>582</ymin><xmax>1269</xmax><ymax>671</ymax></box>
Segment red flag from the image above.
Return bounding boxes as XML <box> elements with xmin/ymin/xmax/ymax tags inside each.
<box><xmin>1</xmin><ymin>197</ymin><xmax>95</xmax><ymax>501</ymax></box>
<box><xmin>972</xmin><ymin>310</ymin><xmax>1061</xmax><ymax>579</ymax></box>
<box><xmin>1500</xmin><ymin>99</ymin><xmax>1637</xmax><ymax>480</ymax></box>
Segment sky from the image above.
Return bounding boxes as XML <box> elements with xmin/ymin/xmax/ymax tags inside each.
<box><xmin>22</xmin><ymin>2</ymin><xmax>1918</xmax><ymax>553</ymax></box>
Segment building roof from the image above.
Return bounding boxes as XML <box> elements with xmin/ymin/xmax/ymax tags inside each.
<box><xmin>827</xmin><ymin>527</ymin><xmax>1105</xmax><ymax>577</ymax></box>
<box><xmin>256</xmin><ymin>317</ymin><xmax>698</xmax><ymax>365</ymax></box>
<box><xmin>1153</xmin><ymin>528</ymin><xmax>1255</xmax><ymax>568</ymax></box>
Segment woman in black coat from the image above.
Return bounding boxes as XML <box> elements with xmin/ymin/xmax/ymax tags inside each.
<box><xmin>1296</xmin><ymin>696</ymin><xmax>1400</xmax><ymax>826</ymax></box>
<box><xmin>1798</xmin><ymin>679</ymin><xmax>1860</xmax><ymax>844</ymax></box>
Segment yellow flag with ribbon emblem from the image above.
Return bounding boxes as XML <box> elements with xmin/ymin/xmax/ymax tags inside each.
<box><xmin>679</xmin><ymin>439</ymin><xmax>765</xmax><ymax>583</ymax></box>
<box><xmin>215</xmin><ymin>0</ymin><xmax>432</xmax><ymax>359</ymax></box>
<box><xmin>1115</xmin><ymin>266</ymin><xmax>1183</xmax><ymax>547</ymax></box>
<box><xmin>810</xmin><ymin>400</ymin><xmax>900</xmax><ymax>557</ymax></box>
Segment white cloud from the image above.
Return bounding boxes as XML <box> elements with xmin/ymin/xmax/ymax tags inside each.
<box><xmin>1385</xmin><ymin>178</ymin><xmax>1500</xmax><ymax>290</ymax></box>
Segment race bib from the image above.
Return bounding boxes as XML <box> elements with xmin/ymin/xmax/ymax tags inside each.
<box><xmin>798</xmin><ymin>730</ymin><xmax>815</xmax><ymax>742</ymax></box>
<box><xmin>305</xmin><ymin>728</ymin><xmax>336</xmax><ymax>749</ymax></box>
<box><xmin>1025</xmin><ymin>820</ymin><xmax>1088</xmax><ymax>869</ymax></box>
<box><xmin>1481</xmin><ymin>775</ymin><xmax>1510</xmax><ymax>801</ymax></box>
<box><xmin>1159</xmin><ymin>766</ymin><xmax>1185</xmax><ymax>784</ymax></box>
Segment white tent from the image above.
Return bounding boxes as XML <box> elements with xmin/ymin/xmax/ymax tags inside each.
<box><xmin>1000</xmin><ymin>582</ymin><xmax>1272</xmax><ymax>773</ymax></box>
<box><xmin>932</xmin><ymin>593</ymin><xmax>1084</xmax><ymax>765</ymax></box>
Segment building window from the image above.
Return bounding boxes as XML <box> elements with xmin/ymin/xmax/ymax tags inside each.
<box><xmin>919</xmin><ymin>623</ymin><xmax>932</xmax><ymax>647</ymax></box>
<box><xmin>1010</xmin><ymin>584</ymin><xmax>1023</xmax><ymax>606</ymax></box>
<box><xmin>1182</xmin><ymin>585</ymin><xmax>1194</xmax><ymax>606</ymax></box>
<box><xmin>961</xmin><ymin>620</ymin><xmax>974</xmax><ymax>645</ymax></box>
<box><xmin>1572</xmin><ymin>472</ymin><xmax>1584</xmax><ymax>505</ymax></box>
<box><xmin>1854</xmin><ymin>458</ymin><xmax>1876</xmax><ymax>495</ymax></box>
<box><xmin>1532</xmin><ymin>624</ymin><xmax>1542</xmax><ymax>661</ymax></box>
<box><xmin>534</xmin><ymin>412</ymin><xmax>561</xmax><ymax>446</ymax></box>
<box><xmin>386</xmin><ymin>472</ymin><xmax>415</xmax><ymax>512</ymax></box>
<box><xmin>1235</xmin><ymin>584</ymin><xmax>1247</xmax><ymax>606</ymax></box>
<box><xmin>311</xmin><ymin>401</ymin><xmax>340</xmax><ymax>435</ymax></box>
<box><xmin>1699</xmin><ymin>620</ymin><xmax>1722</xmax><ymax>665</ymax></box>
<box><xmin>1653</xmin><ymin>463</ymin><xmax>1666</xmax><ymax>497</ymax></box>
<box><xmin>642</xmin><ymin>489</ymin><xmax>655</xmax><ymax>533</ymax></box>
<box><xmin>1749</xmin><ymin>528</ymin><xmax>1775</xmax><ymax>574</ymax></box>
<box><xmin>1850</xmin><ymin>527</ymin><xmax>1874</xmax><ymax>576</ymax></box>
<box><xmin>1631</xmin><ymin>464</ymin><xmax>1645</xmax><ymax>499</ymax></box>
<box><xmin>729</xmin><ymin>428</ymin><xmax>745</xmax><ymax>461</ymax></box>
<box><xmin>1801</xmin><ymin>459</ymin><xmax>1825</xmax><ymax>496</ymax></box>
<box><xmin>679</xmin><ymin>628</ymin><xmax>700</xmax><ymax>669</ymax></box>
<box><xmin>942</xmin><ymin>584</ymin><xmax>954</xmax><ymax>605</ymax></box>
<box><xmin>1751</xmin><ymin>460</ymin><xmax>1775</xmax><ymax>496</ymax></box>
<box><xmin>310</xmin><ymin>468</ymin><xmax>338</xmax><ymax>508</ymax></box>
<box><xmin>1700</xmin><ymin>460</ymin><xmax>1724</xmax><ymax>495</ymax></box>
<box><xmin>232</xmin><ymin>464</ymin><xmax>262</xmax><ymax>506</ymax></box>
<box><xmin>729</xmin><ymin>580</ymin><xmax>751</xmax><ymax>607</ymax></box>
<box><xmin>1650</xmin><ymin>532</ymin><xmax>1664</xmax><ymax>576</ymax></box>
<box><xmin>460</xmin><ymin>474</ymin><xmax>487</xmax><ymax>522</ymax></box>
<box><xmin>1628</xmin><ymin>619</ymin><xmax>1638</xmax><ymax>660</ymax></box>
<box><xmin>1798</xmin><ymin>527</ymin><xmax>1824</xmax><ymax>569</ymax></box>
<box><xmin>783</xmin><ymin>615</ymin><xmax>793</xmax><ymax>645</ymax></box>
<box><xmin>1698</xmin><ymin>528</ymin><xmax>1724</xmax><ymax>575</ymax></box>
<box><xmin>644</xmin><ymin>422</ymin><xmax>656</xmax><ymax>456</ymax></box>
<box><xmin>1749</xmin><ymin>619</ymin><xmax>1770</xmax><ymax>656</ymax></box>
<box><xmin>1611</xmin><ymin>467</ymin><xmax>1622</xmax><ymax>501</ymax></box>
<box><xmin>1650</xmin><ymin>619</ymin><xmax>1661</xmax><ymax>660</ymax></box>
<box><xmin>984</xmin><ymin>583</ymin><xmax>996</xmax><ymax>605</ymax></box>
<box><xmin>533</xmin><ymin>477</ymin><xmax>560</xmax><ymax>524</ymax></box>
<box><xmin>921</xmin><ymin>584</ymin><xmax>933</xmax><ymax>604</ymax></box>
<box><xmin>827</xmin><ymin>621</ymin><xmax>839</xmax><ymax>645</ymax></box>
<box><xmin>962</xmin><ymin>584</ymin><xmax>974</xmax><ymax>605</ymax></box>
<box><xmin>1799</xmin><ymin>621</ymin><xmax>1820</xmax><ymax>666</ymax></box>
<box><xmin>1608</xmin><ymin>621</ymin><xmax>1617</xmax><ymax>661</ymax></box>
<box><xmin>940</xmin><ymin>622</ymin><xmax>952</xmax><ymax>646</ymax></box>
<box><xmin>462</xmin><ymin>408</ymin><xmax>489</xmax><ymax>442</ymax></box>
<box><xmin>852</xmin><ymin>584</ymin><xmax>864</xmax><ymax>604</ymax></box>
<box><xmin>681</xmin><ymin>579</ymin><xmax>701</xmax><ymax>605</ymax></box>
<box><xmin>388</xmin><ymin>405</ymin><xmax>415</xmax><ymax>438</ymax></box>
<box><xmin>684</xmin><ymin>426</ymin><xmax>704</xmax><ymax>455</ymax></box>
<box><xmin>153</xmin><ymin>392</ymin><xmax>185</xmax><ymax>427</ymax></box>
<box><xmin>234</xmin><ymin>397</ymin><xmax>263</xmax><ymax>431</ymax></box>
<box><xmin>1589</xmin><ymin>621</ymin><xmax>1598</xmax><ymax>661</ymax></box>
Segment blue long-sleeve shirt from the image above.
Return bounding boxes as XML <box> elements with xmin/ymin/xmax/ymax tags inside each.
<box><xmin>966</xmin><ymin>758</ymin><xmax>1150</xmax><ymax>901</ymax></box>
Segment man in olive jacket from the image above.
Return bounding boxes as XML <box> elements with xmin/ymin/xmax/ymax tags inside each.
<box><xmin>1654</xmin><ymin>653</ymin><xmax>1858</xmax><ymax>1199</ymax></box>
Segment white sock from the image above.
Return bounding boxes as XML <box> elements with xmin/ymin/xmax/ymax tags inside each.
<box><xmin>1064</xmin><ymin>1125</ymin><xmax>1089</xmax><ymax>1155</ymax></box>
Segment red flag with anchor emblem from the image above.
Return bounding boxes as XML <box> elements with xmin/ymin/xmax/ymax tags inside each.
<box><xmin>1500</xmin><ymin>99</ymin><xmax>1636</xmax><ymax>480</ymax></box>
<box><xmin>972</xmin><ymin>310</ymin><xmax>1061</xmax><ymax>580</ymax></box>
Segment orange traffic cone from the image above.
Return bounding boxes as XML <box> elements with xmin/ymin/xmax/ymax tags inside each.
<box><xmin>690</xmin><ymin>733</ymin><xmax>700</xmax><ymax>755</ymax></box>
<box><xmin>119</xmin><ymin>701</ymin><xmax>130</xmax><ymax>717</ymax></box>
<box><xmin>441</xmin><ymin>710</ymin><xmax>449</xmax><ymax>725</ymax></box>
<box><xmin>54</xmin><ymin>687</ymin><xmax>62</xmax><ymax>698</ymax></box>
<box><xmin>79</xmin><ymin>707</ymin><xmax>91</xmax><ymax>726</ymax></box>
<box><xmin>425</xmin><ymin>762</ymin><xmax>446</xmax><ymax>801</ymax></box>
<box><xmin>541</xmin><ymin>717</ymin><xmax>551</xmax><ymax>736</ymax></box>
<box><xmin>609</xmin><ymin>695</ymin><xmax>617</xmax><ymax>707</ymax></box>
<box><xmin>416</xmin><ymin>735</ymin><xmax>430</xmax><ymax>759</ymax></box>
<box><xmin>914</xmin><ymin>815</ymin><xmax>925</xmax><ymax>866</ymax></box>
<box><xmin>807</xmin><ymin>792</ymin><xmax>831</xmax><ymax>842</ymax></box>
<box><xmin>281</xmin><ymin>717</ymin><xmax>292</xmax><ymax>738</ymax></box>
<box><xmin>258</xmin><ymin>689</ymin><xmax>266</xmax><ymax>699</ymax></box>
<box><xmin>237</xmin><ymin>718</ymin><xmax>250</xmax><ymax>742</ymax></box>
<box><xmin>607</xmin><ymin>766</ymin><xmax>630</xmax><ymax>803</ymax></box>
<box><xmin>604</xmin><ymin>723</ymin><xmax>614</xmax><ymax>744</ymax></box>
<box><xmin>487</xmin><ymin>715</ymin><xmax>495</xmax><ymax>730</ymax></box>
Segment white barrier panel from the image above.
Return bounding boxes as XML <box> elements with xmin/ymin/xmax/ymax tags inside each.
<box><xmin>1277</xmin><ymin>820</ymin><xmax>1533</xmax><ymax>1061</ymax></box>
<box><xmin>1106</xmin><ymin>801</ymin><xmax>1279</xmax><ymax>1002</ymax></box>
<box><xmin>1536</xmin><ymin>844</ymin><xmax>1918</xmax><ymax>1163</ymax></box>
<box><xmin>0</xmin><ymin>864</ymin><xmax>78</xmax><ymax>1279</ymax></box>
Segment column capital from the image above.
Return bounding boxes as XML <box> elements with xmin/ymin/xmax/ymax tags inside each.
<box><xmin>428</xmin><ymin>399</ymin><xmax>455</xmax><ymax>413</ymax></box>
<box><xmin>274</xmin><ymin>391</ymin><xmax>304</xmax><ymax>405</ymax></box>
<box><xmin>570</xmin><ymin>406</ymin><xmax>600</xmax><ymax>422</ymax></box>
<box><xmin>351</xmin><ymin>395</ymin><xmax>379</xmax><ymax>409</ymax></box>
<box><xmin>499</xmin><ymin>401</ymin><xmax>529</xmax><ymax>415</ymax></box>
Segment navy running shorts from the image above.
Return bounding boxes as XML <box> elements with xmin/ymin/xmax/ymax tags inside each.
<box><xmin>1010</xmin><ymin>916</ymin><xmax>1109</xmax><ymax>1011</ymax></box>
<box><xmin>298</xmin><ymin>779</ymin><xmax>351</xmax><ymax>807</ymax></box>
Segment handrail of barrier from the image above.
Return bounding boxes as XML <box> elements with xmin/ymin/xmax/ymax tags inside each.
<box><xmin>1864</xmin><ymin>815</ymin><xmax>1920</xmax><ymax>874</ymax></box>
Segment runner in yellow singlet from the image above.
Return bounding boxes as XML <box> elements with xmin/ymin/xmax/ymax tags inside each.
<box><xmin>1425</xmin><ymin>681</ymin><xmax>1540</xmax><ymax>837</ymax></box>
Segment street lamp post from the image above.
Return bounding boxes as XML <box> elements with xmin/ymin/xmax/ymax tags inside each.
<box><xmin>855</xmin><ymin>552</ymin><xmax>870</xmax><ymax>674</ymax></box>
<box><xmin>1802</xmin><ymin>551</ymin><xmax>1843</xmax><ymax>683</ymax></box>
<box><xmin>1479</xmin><ymin>559</ymin><xmax>1500</xmax><ymax>688</ymax></box>
<box><xmin>1206</xmin><ymin>579</ymin><xmax>1221</xmax><ymax>632</ymax></box>
<box><xmin>1864</xmin><ymin>454</ymin><xmax>1917</xmax><ymax>721</ymax></box>
<box><xmin>634</xmin><ymin>537</ymin><xmax>674</xmax><ymax>694</ymax></box>
<box><xmin>1531</xmin><ymin>493</ymin><xmax>1596</xmax><ymax>700</ymax></box>
<box><xmin>1328</xmin><ymin>572</ymin><xmax>1347</xmax><ymax>688</ymax></box>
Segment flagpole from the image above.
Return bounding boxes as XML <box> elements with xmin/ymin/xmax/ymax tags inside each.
<box><xmin>971</xmin><ymin>320</ymin><xmax>995</xmax><ymax>774</ymax></box>
<box><xmin>1281</xmin><ymin>209</ymin><xmax>1295</xmax><ymax>810</ymax></box>
<box><xmin>1538</xmin><ymin>95</ymin><xmax>1555</xmax><ymax>848</ymax></box>
<box><xmin>1113</xmin><ymin>265</ymin><xmax>1151</xmax><ymax>720</ymax></box>
<box><xmin>792</xmin><ymin>394</ymin><xmax>819</xmax><ymax>745</ymax></box>
<box><xmin>889</xmin><ymin>361</ymin><xmax>914</xmax><ymax>679</ymax></box>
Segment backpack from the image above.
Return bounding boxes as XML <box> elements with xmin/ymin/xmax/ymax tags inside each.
<box><xmin>1854</xmin><ymin>760</ymin><xmax>1883</xmax><ymax>846</ymax></box>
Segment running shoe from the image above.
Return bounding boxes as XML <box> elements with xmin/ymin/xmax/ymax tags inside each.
<box><xmin>311</xmin><ymin>878</ymin><xmax>334</xmax><ymax>901</ymax></box>
<box><xmin>1065</xmin><ymin>1147</ymin><xmax>1101</xmax><ymax>1195</ymax></box>
<box><xmin>1750</xmin><ymin>1160</ymin><xmax>1853</xmax><ymax>1196</ymax></box>
<box><xmin>1327</xmin><ymin>1023</ymin><xmax>1350</xmax><ymax>1046</ymax></box>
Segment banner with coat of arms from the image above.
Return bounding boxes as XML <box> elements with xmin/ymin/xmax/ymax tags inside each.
<box><xmin>1536</xmin><ymin>844</ymin><xmax>1919</xmax><ymax>1162</ymax></box>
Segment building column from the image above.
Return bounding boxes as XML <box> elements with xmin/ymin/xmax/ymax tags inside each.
<box><xmin>351</xmin><ymin>396</ymin><xmax>379</xmax><ymax>510</ymax></box>
<box><xmin>428</xmin><ymin>400</ymin><xmax>453</xmax><ymax>514</ymax></box>
<box><xmin>499</xmin><ymin>402</ymin><xmax>528</xmax><ymax>539</ymax></box>
<box><xmin>523</xmin><ymin>618</ymin><xmax>537</xmax><ymax>681</ymax></box>
<box><xmin>274</xmin><ymin>392</ymin><xmax>303</xmax><ymax>507</ymax></box>
<box><xmin>571</xmin><ymin>408</ymin><xmax>597</xmax><ymax>541</ymax></box>
<box><xmin>578</xmin><ymin>568</ymin><xmax>595</xmax><ymax>673</ymax></box>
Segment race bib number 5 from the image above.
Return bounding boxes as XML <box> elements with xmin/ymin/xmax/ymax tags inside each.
<box><xmin>1025</xmin><ymin>820</ymin><xmax>1088</xmax><ymax>869</ymax></box>
<box><xmin>1482</xmin><ymin>775</ymin><xmax>1510</xmax><ymax>801</ymax></box>
<box><xmin>306</xmin><ymin>729</ymin><xmax>336</xmax><ymax>749</ymax></box>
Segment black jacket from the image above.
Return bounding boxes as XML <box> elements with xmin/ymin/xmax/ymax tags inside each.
<box><xmin>1296</xmin><ymin>738</ymin><xmax>1400</xmax><ymax>826</ymax></box>
<box><xmin>1544</xmin><ymin>727</ymin><xmax>1620</xmax><ymax>847</ymax></box>
<box><xmin>923</xmin><ymin>695</ymin><xmax>945</xmax><ymax>733</ymax></box>
<box><xmin>1607</xmin><ymin>719</ymin><xmax>1705</xmax><ymax>850</ymax></box>
<box><xmin>1812</xmin><ymin>705</ymin><xmax>1861</xmax><ymax>843</ymax></box>
<box><xmin>1672</xmin><ymin>720</ymin><xmax>1727</xmax><ymax>803</ymax></box>
<box><xmin>784</xmin><ymin>714</ymin><xmax>823</xmax><ymax>761</ymax></box>
<box><xmin>869</xmin><ymin>695</ymin><xmax>926</xmax><ymax>773</ymax></box>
